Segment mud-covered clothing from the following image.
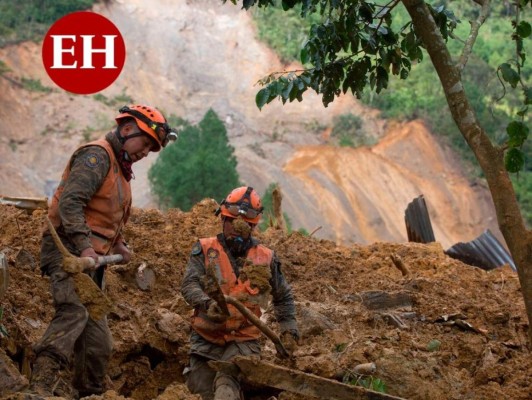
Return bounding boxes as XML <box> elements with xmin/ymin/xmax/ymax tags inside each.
<box><xmin>189</xmin><ymin>237</ymin><xmax>273</xmax><ymax>344</ymax></box>
<box><xmin>34</xmin><ymin>131</ymin><xmax>128</xmax><ymax>396</ymax></box>
<box><xmin>33</xmin><ymin>249</ymin><xmax>112</xmax><ymax>396</ymax></box>
<box><xmin>185</xmin><ymin>332</ymin><xmax>260</xmax><ymax>400</ymax></box>
<box><xmin>46</xmin><ymin>132</ymin><xmax>131</xmax><ymax>258</ymax></box>
<box><xmin>181</xmin><ymin>234</ymin><xmax>298</xmax><ymax>342</ymax></box>
<box><xmin>182</xmin><ymin>234</ymin><xmax>297</xmax><ymax>400</ymax></box>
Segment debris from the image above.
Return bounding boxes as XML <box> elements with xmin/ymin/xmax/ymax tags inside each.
<box><xmin>209</xmin><ymin>356</ymin><xmax>406</xmax><ymax>400</ymax></box>
<box><xmin>0</xmin><ymin>195</ymin><xmax>48</xmax><ymax>211</ymax></box>
<box><xmin>404</xmin><ymin>195</ymin><xmax>435</xmax><ymax>243</ymax></box>
<box><xmin>360</xmin><ymin>291</ymin><xmax>413</xmax><ymax>310</ymax></box>
<box><xmin>445</xmin><ymin>229</ymin><xmax>516</xmax><ymax>271</ymax></box>
<box><xmin>404</xmin><ymin>195</ymin><xmax>515</xmax><ymax>271</ymax></box>
<box><xmin>390</xmin><ymin>254</ymin><xmax>410</xmax><ymax>277</ymax></box>
<box><xmin>135</xmin><ymin>263</ymin><xmax>156</xmax><ymax>291</ymax></box>
<box><xmin>435</xmin><ymin>313</ymin><xmax>487</xmax><ymax>335</ymax></box>
<box><xmin>353</xmin><ymin>362</ymin><xmax>377</xmax><ymax>375</ymax></box>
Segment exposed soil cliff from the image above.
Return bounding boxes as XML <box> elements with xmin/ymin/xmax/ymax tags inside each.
<box><xmin>0</xmin><ymin>0</ymin><xmax>502</xmax><ymax>247</ymax></box>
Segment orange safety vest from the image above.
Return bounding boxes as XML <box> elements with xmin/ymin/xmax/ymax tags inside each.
<box><xmin>48</xmin><ymin>138</ymin><xmax>132</xmax><ymax>255</ymax></box>
<box><xmin>190</xmin><ymin>237</ymin><xmax>273</xmax><ymax>345</ymax></box>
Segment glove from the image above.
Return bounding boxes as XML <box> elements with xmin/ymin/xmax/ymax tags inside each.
<box><xmin>206</xmin><ymin>300</ymin><xmax>228</xmax><ymax>323</ymax></box>
<box><xmin>280</xmin><ymin>330</ymin><xmax>299</xmax><ymax>356</ymax></box>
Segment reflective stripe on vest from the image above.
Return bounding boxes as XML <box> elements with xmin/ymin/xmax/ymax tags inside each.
<box><xmin>48</xmin><ymin>139</ymin><xmax>132</xmax><ymax>255</ymax></box>
<box><xmin>190</xmin><ymin>237</ymin><xmax>273</xmax><ymax>345</ymax></box>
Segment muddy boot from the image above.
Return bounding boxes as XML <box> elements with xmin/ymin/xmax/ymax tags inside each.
<box><xmin>214</xmin><ymin>375</ymin><xmax>240</xmax><ymax>400</ymax></box>
<box><xmin>28</xmin><ymin>355</ymin><xmax>61</xmax><ymax>397</ymax></box>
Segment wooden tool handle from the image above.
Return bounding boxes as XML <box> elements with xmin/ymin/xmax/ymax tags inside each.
<box><xmin>84</xmin><ymin>254</ymin><xmax>124</xmax><ymax>268</ymax></box>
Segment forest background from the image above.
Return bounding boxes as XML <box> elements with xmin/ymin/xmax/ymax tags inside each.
<box><xmin>0</xmin><ymin>0</ymin><xmax>529</xmax><ymax>227</ymax></box>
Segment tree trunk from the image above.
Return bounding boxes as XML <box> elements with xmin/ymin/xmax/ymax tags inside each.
<box><xmin>402</xmin><ymin>0</ymin><xmax>532</xmax><ymax>347</ymax></box>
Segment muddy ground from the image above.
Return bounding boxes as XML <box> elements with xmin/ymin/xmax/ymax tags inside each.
<box><xmin>0</xmin><ymin>201</ymin><xmax>530</xmax><ymax>400</ymax></box>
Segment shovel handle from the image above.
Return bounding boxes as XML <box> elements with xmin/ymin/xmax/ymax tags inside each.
<box><xmin>83</xmin><ymin>254</ymin><xmax>124</xmax><ymax>268</ymax></box>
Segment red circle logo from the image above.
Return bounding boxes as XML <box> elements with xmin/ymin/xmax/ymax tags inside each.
<box><xmin>42</xmin><ymin>11</ymin><xmax>126</xmax><ymax>95</ymax></box>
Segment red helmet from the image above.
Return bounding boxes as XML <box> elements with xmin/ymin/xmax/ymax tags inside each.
<box><xmin>115</xmin><ymin>105</ymin><xmax>177</xmax><ymax>152</ymax></box>
<box><xmin>218</xmin><ymin>186</ymin><xmax>263</xmax><ymax>224</ymax></box>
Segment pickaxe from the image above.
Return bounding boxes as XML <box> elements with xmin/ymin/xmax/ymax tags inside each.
<box><xmin>203</xmin><ymin>259</ymin><xmax>290</xmax><ymax>359</ymax></box>
<box><xmin>45</xmin><ymin>217</ymin><xmax>120</xmax><ymax>320</ymax></box>
<box><xmin>45</xmin><ymin>217</ymin><xmax>123</xmax><ymax>273</ymax></box>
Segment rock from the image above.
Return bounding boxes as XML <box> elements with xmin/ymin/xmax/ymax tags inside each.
<box><xmin>0</xmin><ymin>348</ymin><xmax>28</xmax><ymax>397</ymax></box>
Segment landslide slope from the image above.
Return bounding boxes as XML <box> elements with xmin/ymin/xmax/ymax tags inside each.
<box><xmin>0</xmin><ymin>0</ymin><xmax>502</xmax><ymax>248</ymax></box>
<box><xmin>0</xmin><ymin>204</ymin><xmax>530</xmax><ymax>400</ymax></box>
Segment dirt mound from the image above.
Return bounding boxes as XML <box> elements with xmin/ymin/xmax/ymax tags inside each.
<box><xmin>0</xmin><ymin>203</ymin><xmax>530</xmax><ymax>400</ymax></box>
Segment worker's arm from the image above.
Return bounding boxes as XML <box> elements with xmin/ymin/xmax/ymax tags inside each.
<box><xmin>270</xmin><ymin>253</ymin><xmax>299</xmax><ymax>338</ymax></box>
<box><xmin>181</xmin><ymin>241</ymin><xmax>213</xmax><ymax>310</ymax></box>
<box><xmin>58</xmin><ymin>146</ymin><xmax>110</xmax><ymax>253</ymax></box>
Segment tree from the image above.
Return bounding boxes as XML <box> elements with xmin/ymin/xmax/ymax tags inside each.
<box><xmin>225</xmin><ymin>0</ymin><xmax>532</xmax><ymax>345</ymax></box>
<box><xmin>149</xmin><ymin>109</ymin><xmax>241</xmax><ymax>211</ymax></box>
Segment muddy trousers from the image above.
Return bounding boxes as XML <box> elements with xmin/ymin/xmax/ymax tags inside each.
<box><xmin>185</xmin><ymin>333</ymin><xmax>261</xmax><ymax>400</ymax></box>
<box><xmin>32</xmin><ymin>259</ymin><xmax>112</xmax><ymax>397</ymax></box>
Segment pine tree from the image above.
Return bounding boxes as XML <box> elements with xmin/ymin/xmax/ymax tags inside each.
<box><xmin>149</xmin><ymin>109</ymin><xmax>240</xmax><ymax>211</ymax></box>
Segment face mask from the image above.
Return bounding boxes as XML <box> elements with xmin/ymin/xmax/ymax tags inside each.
<box><xmin>225</xmin><ymin>235</ymin><xmax>251</xmax><ymax>256</ymax></box>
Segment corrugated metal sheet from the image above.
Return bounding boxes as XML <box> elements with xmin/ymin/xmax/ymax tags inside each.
<box><xmin>445</xmin><ymin>229</ymin><xmax>516</xmax><ymax>271</ymax></box>
<box><xmin>404</xmin><ymin>195</ymin><xmax>516</xmax><ymax>272</ymax></box>
<box><xmin>404</xmin><ymin>195</ymin><xmax>435</xmax><ymax>243</ymax></box>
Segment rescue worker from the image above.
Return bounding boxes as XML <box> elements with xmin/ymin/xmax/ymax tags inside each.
<box><xmin>29</xmin><ymin>105</ymin><xmax>177</xmax><ymax>398</ymax></box>
<box><xmin>181</xmin><ymin>186</ymin><xmax>299</xmax><ymax>400</ymax></box>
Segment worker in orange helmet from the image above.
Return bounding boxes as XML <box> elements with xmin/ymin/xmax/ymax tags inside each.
<box><xmin>29</xmin><ymin>105</ymin><xmax>177</xmax><ymax>398</ymax></box>
<box><xmin>181</xmin><ymin>186</ymin><xmax>299</xmax><ymax>400</ymax></box>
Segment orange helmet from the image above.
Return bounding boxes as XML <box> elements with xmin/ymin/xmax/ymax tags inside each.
<box><xmin>217</xmin><ymin>186</ymin><xmax>264</xmax><ymax>224</ymax></box>
<box><xmin>115</xmin><ymin>105</ymin><xmax>177</xmax><ymax>152</ymax></box>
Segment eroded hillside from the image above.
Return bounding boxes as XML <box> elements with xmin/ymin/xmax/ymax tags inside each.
<box><xmin>0</xmin><ymin>203</ymin><xmax>530</xmax><ymax>400</ymax></box>
<box><xmin>0</xmin><ymin>0</ymin><xmax>502</xmax><ymax>248</ymax></box>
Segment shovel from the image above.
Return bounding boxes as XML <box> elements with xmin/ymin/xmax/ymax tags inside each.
<box><xmin>45</xmin><ymin>217</ymin><xmax>121</xmax><ymax>320</ymax></box>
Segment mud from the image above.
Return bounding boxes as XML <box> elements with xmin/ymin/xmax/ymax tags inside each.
<box><xmin>0</xmin><ymin>201</ymin><xmax>530</xmax><ymax>400</ymax></box>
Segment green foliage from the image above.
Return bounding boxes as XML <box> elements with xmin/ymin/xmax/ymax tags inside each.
<box><xmin>258</xmin><ymin>183</ymin><xmax>293</xmax><ymax>232</ymax></box>
<box><xmin>343</xmin><ymin>370</ymin><xmax>387</xmax><ymax>393</ymax></box>
<box><xmin>241</xmin><ymin>0</ymin><xmax>531</xmax><ymax>220</ymax></box>
<box><xmin>331</xmin><ymin>113</ymin><xmax>375</xmax><ymax>148</ymax></box>
<box><xmin>21</xmin><ymin>77</ymin><xmax>52</xmax><ymax>93</ymax></box>
<box><xmin>93</xmin><ymin>91</ymin><xmax>134</xmax><ymax>108</ymax></box>
<box><xmin>512</xmin><ymin>173</ymin><xmax>532</xmax><ymax>227</ymax></box>
<box><xmin>0</xmin><ymin>59</ymin><xmax>9</xmax><ymax>74</ymax></box>
<box><xmin>0</xmin><ymin>0</ymin><xmax>96</xmax><ymax>47</ymax></box>
<box><xmin>251</xmin><ymin>0</ymin><xmax>321</xmax><ymax>63</ymax></box>
<box><xmin>149</xmin><ymin>109</ymin><xmax>241</xmax><ymax>211</ymax></box>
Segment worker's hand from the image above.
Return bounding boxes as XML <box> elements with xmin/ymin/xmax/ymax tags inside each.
<box><xmin>80</xmin><ymin>247</ymin><xmax>100</xmax><ymax>269</ymax></box>
<box><xmin>280</xmin><ymin>330</ymin><xmax>299</xmax><ymax>357</ymax></box>
<box><xmin>112</xmin><ymin>241</ymin><xmax>131</xmax><ymax>264</ymax></box>
<box><xmin>206</xmin><ymin>300</ymin><xmax>228</xmax><ymax>323</ymax></box>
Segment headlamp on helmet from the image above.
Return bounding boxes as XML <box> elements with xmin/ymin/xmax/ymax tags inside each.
<box><xmin>116</xmin><ymin>105</ymin><xmax>178</xmax><ymax>152</ymax></box>
<box><xmin>215</xmin><ymin>186</ymin><xmax>264</xmax><ymax>224</ymax></box>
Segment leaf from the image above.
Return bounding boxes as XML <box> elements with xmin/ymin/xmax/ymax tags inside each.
<box><xmin>300</xmin><ymin>47</ymin><xmax>310</xmax><ymax>64</ymax></box>
<box><xmin>499</xmin><ymin>63</ymin><xmax>520</xmax><ymax>88</ymax></box>
<box><xmin>517</xmin><ymin>21</ymin><xmax>531</xmax><ymax>38</ymax></box>
<box><xmin>256</xmin><ymin>87</ymin><xmax>271</xmax><ymax>110</ymax></box>
<box><xmin>282</xmin><ymin>80</ymin><xmax>294</xmax><ymax>100</ymax></box>
<box><xmin>524</xmin><ymin>87</ymin><xmax>532</xmax><ymax>105</ymax></box>
<box><xmin>504</xmin><ymin>148</ymin><xmax>525</xmax><ymax>173</ymax></box>
<box><xmin>507</xmin><ymin>121</ymin><xmax>529</xmax><ymax>147</ymax></box>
